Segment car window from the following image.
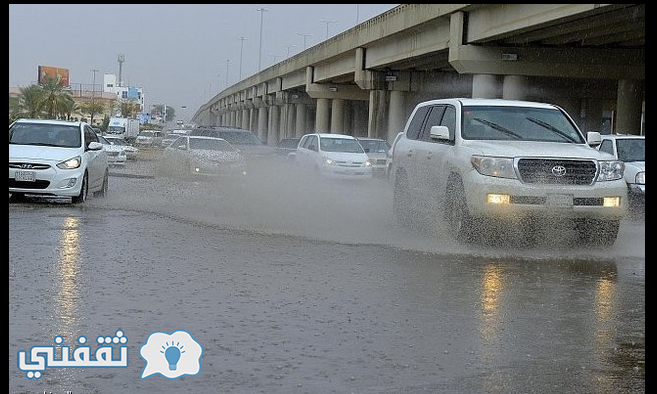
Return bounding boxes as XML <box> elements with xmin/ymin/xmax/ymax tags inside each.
<box><xmin>406</xmin><ymin>106</ymin><xmax>430</xmax><ymax>140</ymax></box>
<box><xmin>461</xmin><ymin>106</ymin><xmax>584</xmax><ymax>143</ymax></box>
<box><xmin>359</xmin><ymin>139</ymin><xmax>390</xmax><ymax>153</ymax></box>
<box><xmin>598</xmin><ymin>140</ymin><xmax>614</xmax><ymax>156</ymax></box>
<box><xmin>189</xmin><ymin>138</ymin><xmax>236</xmax><ymax>152</ymax></box>
<box><xmin>420</xmin><ymin>105</ymin><xmax>446</xmax><ymax>141</ymax></box>
<box><xmin>319</xmin><ymin>137</ymin><xmax>364</xmax><ymax>153</ymax></box>
<box><xmin>218</xmin><ymin>131</ymin><xmax>261</xmax><ymax>145</ymax></box>
<box><xmin>616</xmin><ymin>138</ymin><xmax>645</xmax><ymax>162</ymax></box>
<box><xmin>84</xmin><ymin>125</ymin><xmax>99</xmax><ymax>147</ymax></box>
<box><xmin>9</xmin><ymin>123</ymin><xmax>82</xmax><ymax>148</ymax></box>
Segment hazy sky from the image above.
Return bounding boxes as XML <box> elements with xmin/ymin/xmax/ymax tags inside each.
<box><xmin>9</xmin><ymin>4</ymin><xmax>397</xmax><ymax>120</ymax></box>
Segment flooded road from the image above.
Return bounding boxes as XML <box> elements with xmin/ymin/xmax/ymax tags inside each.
<box><xmin>9</xmin><ymin>156</ymin><xmax>645</xmax><ymax>393</ymax></box>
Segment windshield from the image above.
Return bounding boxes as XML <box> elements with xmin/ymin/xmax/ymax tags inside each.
<box><xmin>320</xmin><ymin>137</ymin><xmax>365</xmax><ymax>153</ymax></box>
<box><xmin>616</xmin><ymin>138</ymin><xmax>645</xmax><ymax>162</ymax></box>
<box><xmin>359</xmin><ymin>139</ymin><xmax>390</xmax><ymax>153</ymax></box>
<box><xmin>9</xmin><ymin>122</ymin><xmax>81</xmax><ymax>148</ymax></box>
<box><xmin>189</xmin><ymin>138</ymin><xmax>236</xmax><ymax>152</ymax></box>
<box><xmin>462</xmin><ymin>106</ymin><xmax>584</xmax><ymax>143</ymax></box>
<box><xmin>218</xmin><ymin>131</ymin><xmax>261</xmax><ymax>145</ymax></box>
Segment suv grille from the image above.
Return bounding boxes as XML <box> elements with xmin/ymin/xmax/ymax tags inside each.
<box><xmin>517</xmin><ymin>158</ymin><xmax>597</xmax><ymax>185</ymax></box>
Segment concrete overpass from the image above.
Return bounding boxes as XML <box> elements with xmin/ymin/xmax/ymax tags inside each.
<box><xmin>192</xmin><ymin>4</ymin><xmax>645</xmax><ymax>144</ymax></box>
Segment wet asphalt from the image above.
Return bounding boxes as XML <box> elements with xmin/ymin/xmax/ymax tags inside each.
<box><xmin>9</xmin><ymin>150</ymin><xmax>645</xmax><ymax>394</ymax></box>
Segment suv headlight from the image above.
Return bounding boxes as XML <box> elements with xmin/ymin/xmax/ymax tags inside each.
<box><xmin>597</xmin><ymin>160</ymin><xmax>624</xmax><ymax>181</ymax></box>
<box><xmin>471</xmin><ymin>155</ymin><xmax>517</xmax><ymax>179</ymax></box>
<box><xmin>635</xmin><ymin>171</ymin><xmax>645</xmax><ymax>185</ymax></box>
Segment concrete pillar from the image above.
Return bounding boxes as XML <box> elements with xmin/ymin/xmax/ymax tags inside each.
<box><xmin>502</xmin><ymin>75</ymin><xmax>529</xmax><ymax>100</ymax></box>
<box><xmin>330</xmin><ymin>99</ymin><xmax>345</xmax><ymax>134</ymax></box>
<box><xmin>295</xmin><ymin>104</ymin><xmax>307</xmax><ymax>137</ymax></box>
<box><xmin>249</xmin><ymin>108</ymin><xmax>257</xmax><ymax>133</ymax></box>
<box><xmin>388</xmin><ymin>90</ymin><xmax>406</xmax><ymax>142</ymax></box>
<box><xmin>368</xmin><ymin>90</ymin><xmax>387</xmax><ymax>138</ymax></box>
<box><xmin>316</xmin><ymin>98</ymin><xmax>330</xmax><ymax>133</ymax></box>
<box><xmin>268</xmin><ymin>105</ymin><xmax>280</xmax><ymax>146</ymax></box>
<box><xmin>285</xmin><ymin>104</ymin><xmax>296</xmax><ymax>139</ymax></box>
<box><xmin>472</xmin><ymin>74</ymin><xmax>499</xmax><ymax>99</ymax></box>
<box><xmin>616</xmin><ymin>79</ymin><xmax>644</xmax><ymax>135</ymax></box>
<box><xmin>257</xmin><ymin>107</ymin><xmax>268</xmax><ymax>143</ymax></box>
<box><xmin>582</xmin><ymin>99</ymin><xmax>603</xmax><ymax>133</ymax></box>
<box><xmin>242</xmin><ymin>109</ymin><xmax>250</xmax><ymax>129</ymax></box>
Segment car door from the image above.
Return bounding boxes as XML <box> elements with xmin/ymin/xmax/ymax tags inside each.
<box><xmin>416</xmin><ymin>104</ymin><xmax>456</xmax><ymax>211</ymax></box>
<box><xmin>83</xmin><ymin>125</ymin><xmax>106</xmax><ymax>190</ymax></box>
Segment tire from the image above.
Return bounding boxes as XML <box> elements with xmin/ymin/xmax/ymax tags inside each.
<box><xmin>72</xmin><ymin>172</ymin><xmax>88</xmax><ymax>204</ymax></box>
<box><xmin>576</xmin><ymin>218</ymin><xmax>620</xmax><ymax>247</ymax></box>
<box><xmin>393</xmin><ymin>172</ymin><xmax>414</xmax><ymax>228</ymax></box>
<box><xmin>94</xmin><ymin>171</ymin><xmax>109</xmax><ymax>198</ymax></box>
<box><xmin>444</xmin><ymin>180</ymin><xmax>475</xmax><ymax>243</ymax></box>
<box><xmin>9</xmin><ymin>193</ymin><xmax>26</xmax><ymax>203</ymax></box>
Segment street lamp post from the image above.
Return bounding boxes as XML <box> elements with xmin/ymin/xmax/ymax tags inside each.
<box><xmin>285</xmin><ymin>44</ymin><xmax>297</xmax><ymax>57</ymax></box>
<box><xmin>297</xmin><ymin>32</ymin><xmax>312</xmax><ymax>50</ymax></box>
<box><xmin>238</xmin><ymin>36</ymin><xmax>247</xmax><ymax>79</ymax></box>
<box><xmin>91</xmin><ymin>68</ymin><xmax>99</xmax><ymax>98</ymax></box>
<box><xmin>320</xmin><ymin>19</ymin><xmax>337</xmax><ymax>39</ymax></box>
<box><xmin>225</xmin><ymin>60</ymin><xmax>230</xmax><ymax>86</ymax></box>
<box><xmin>257</xmin><ymin>7</ymin><xmax>268</xmax><ymax>72</ymax></box>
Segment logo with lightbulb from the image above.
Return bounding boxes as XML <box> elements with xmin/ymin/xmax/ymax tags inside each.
<box><xmin>139</xmin><ymin>330</ymin><xmax>203</xmax><ymax>379</ymax></box>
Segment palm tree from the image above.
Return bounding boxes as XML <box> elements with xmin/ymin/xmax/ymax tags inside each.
<box><xmin>39</xmin><ymin>75</ymin><xmax>74</xmax><ymax>119</ymax></box>
<box><xmin>16</xmin><ymin>84</ymin><xmax>45</xmax><ymax>118</ymax></box>
<box><xmin>79</xmin><ymin>100</ymin><xmax>105</xmax><ymax>125</ymax></box>
<box><xmin>115</xmin><ymin>99</ymin><xmax>141</xmax><ymax>118</ymax></box>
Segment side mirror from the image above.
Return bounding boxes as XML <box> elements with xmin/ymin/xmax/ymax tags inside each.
<box><xmin>586</xmin><ymin>131</ymin><xmax>602</xmax><ymax>146</ymax></box>
<box><xmin>429</xmin><ymin>125</ymin><xmax>450</xmax><ymax>141</ymax></box>
<box><xmin>88</xmin><ymin>141</ymin><xmax>103</xmax><ymax>151</ymax></box>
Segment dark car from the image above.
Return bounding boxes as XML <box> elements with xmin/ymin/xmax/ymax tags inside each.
<box><xmin>188</xmin><ymin>127</ymin><xmax>274</xmax><ymax>158</ymax></box>
<box><xmin>275</xmin><ymin>137</ymin><xmax>301</xmax><ymax>159</ymax></box>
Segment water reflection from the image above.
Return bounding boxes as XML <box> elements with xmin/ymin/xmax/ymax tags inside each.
<box><xmin>56</xmin><ymin>216</ymin><xmax>81</xmax><ymax>337</ymax></box>
<box><xmin>479</xmin><ymin>263</ymin><xmax>504</xmax><ymax>344</ymax></box>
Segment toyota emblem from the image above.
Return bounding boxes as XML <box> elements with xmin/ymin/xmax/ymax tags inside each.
<box><xmin>551</xmin><ymin>165</ymin><xmax>567</xmax><ymax>177</ymax></box>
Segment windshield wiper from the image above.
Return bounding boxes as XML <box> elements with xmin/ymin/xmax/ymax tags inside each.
<box><xmin>525</xmin><ymin>117</ymin><xmax>578</xmax><ymax>143</ymax></box>
<box><xmin>472</xmin><ymin>117</ymin><xmax>522</xmax><ymax>140</ymax></box>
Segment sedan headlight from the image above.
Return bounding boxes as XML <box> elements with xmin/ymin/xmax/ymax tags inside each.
<box><xmin>323</xmin><ymin>156</ymin><xmax>336</xmax><ymax>166</ymax></box>
<box><xmin>57</xmin><ymin>156</ymin><xmax>82</xmax><ymax>169</ymax></box>
<box><xmin>635</xmin><ymin>171</ymin><xmax>645</xmax><ymax>185</ymax></box>
<box><xmin>471</xmin><ymin>155</ymin><xmax>517</xmax><ymax>179</ymax></box>
<box><xmin>597</xmin><ymin>160</ymin><xmax>624</xmax><ymax>181</ymax></box>
<box><xmin>363</xmin><ymin>159</ymin><xmax>372</xmax><ymax>168</ymax></box>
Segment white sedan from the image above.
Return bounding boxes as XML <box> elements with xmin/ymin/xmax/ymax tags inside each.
<box><xmin>98</xmin><ymin>135</ymin><xmax>127</xmax><ymax>166</ymax></box>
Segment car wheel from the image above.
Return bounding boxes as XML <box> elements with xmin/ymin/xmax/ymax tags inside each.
<box><xmin>94</xmin><ymin>170</ymin><xmax>109</xmax><ymax>198</ymax></box>
<box><xmin>393</xmin><ymin>171</ymin><xmax>414</xmax><ymax>228</ymax></box>
<box><xmin>9</xmin><ymin>193</ymin><xmax>26</xmax><ymax>203</ymax></box>
<box><xmin>72</xmin><ymin>172</ymin><xmax>88</xmax><ymax>204</ymax></box>
<box><xmin>445</xmin><ymin>180</ymin><xmax>475</xmax><ymax>243</ymax></box>
<box><xmin>576</xmin><ymin>218</ymin><xmax>620</xmax><ymax>247</ymax></box>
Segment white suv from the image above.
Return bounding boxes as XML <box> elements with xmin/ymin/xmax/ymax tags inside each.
<box><xmin>390</xmin><ymin>98</ymin><xmax>628</xmax><ymax>246</ymax></box>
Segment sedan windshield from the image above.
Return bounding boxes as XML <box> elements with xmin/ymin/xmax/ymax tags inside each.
<box><xmin>189</xmin><ymin>138</ymin><xmax>236</xmax><ymax>152</ymax></box>
<box><xmin>9</xmin><ymin>123</ymin><xmax>81</xmax><ymax>148</ymax></box>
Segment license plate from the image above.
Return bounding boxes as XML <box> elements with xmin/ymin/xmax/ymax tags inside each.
<box><xmin>15</xmin><ymin>170</ymin><xmax>36</xmax><ymax>182</ymax></box>
<box><xmin>546</xmin><ymin>193</ymin><xmax>573</xmax><ymax>207</ymax></box>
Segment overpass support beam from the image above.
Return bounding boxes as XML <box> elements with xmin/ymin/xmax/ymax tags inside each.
<box><xmin>616</xmin><ymin>79</ymin><xmax>644</xmax><ymax>135</ymax></box>
<box><xmin>295</xmin><ymin>104</ymin><xmax>308</xmax><ymax>137</ymax></box>
<box><xmin>330</xmin><ymin>99</ymin><xmax>345</xmax><ymax>134</ymax></box>
<box><xmin>316</xmin><ymin>99</ymin><xmax>330</xmax><ymax>133</ymax></box>
<box><xmin>387</xmin><ymin>90</ymin><xmax>406</xmax><ymax>142</ymax></box>
<box><xmin>472</xmin><ymin>74</ymin><xmax>500</xmax><ymax>99</ymax></box>
<box><xmin>502</xmin><ymin>75</ymin><xmax>529</xmax><ymax>100</ymax></box>
<box><xmin>267</xmin><ymin>104</ymin><xmax>280</xmax><ymax>145</ymax></box>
